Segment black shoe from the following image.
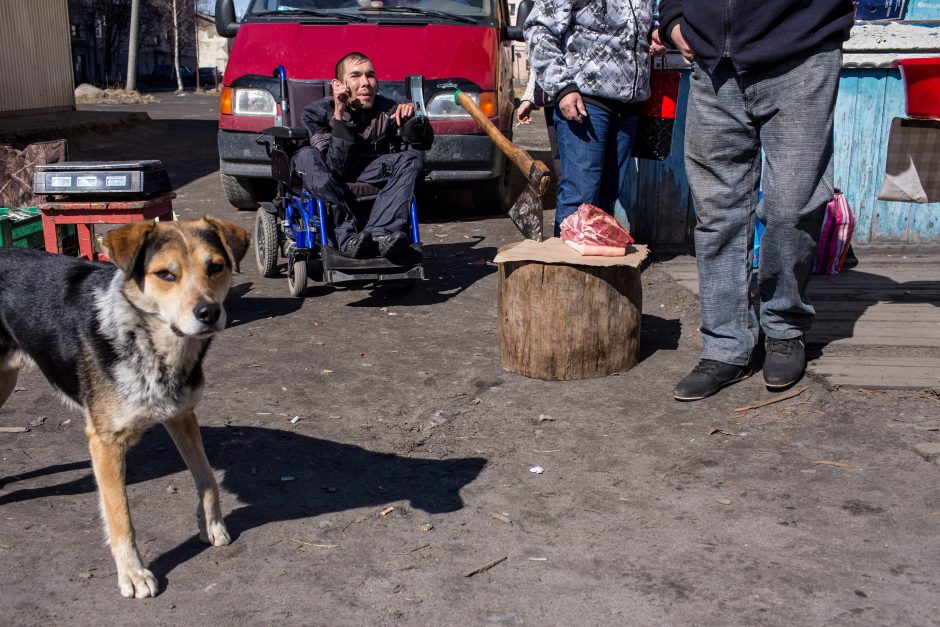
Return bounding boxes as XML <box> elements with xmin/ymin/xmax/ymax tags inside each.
<box><xmin>673</xmin><ymin>359</ymin><xmax>753</xmax><ymax>401</ymax></box>
<box><xmin>375</xmin><ymin>231</ymin><xmax>409</xmax><ymax>257</ymax></box>
<box><xmin>763</xmin><ymin>335</ymin><xmax>806</xmax><ymax>390</ymax></box>
<box><xmin>340</xmin><ymin>231</ymin><xmax>375</xmax><ymax>259</ymax></box>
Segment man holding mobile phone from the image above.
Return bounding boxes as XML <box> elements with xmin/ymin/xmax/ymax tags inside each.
<box><xmin>294</xmin><ymin>51</ymin><xmax>421</xmax><ymax>258</ymax></box>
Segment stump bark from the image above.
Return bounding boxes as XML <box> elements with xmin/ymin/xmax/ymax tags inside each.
<box><xmin>497</xmin><ymin>259</ymin><xmax>642</xmax><ymax>380</ymax></box>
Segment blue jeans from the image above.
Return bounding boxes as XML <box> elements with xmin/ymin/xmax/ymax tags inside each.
<box><xmin>553</xmin><ymin>102</ymin><xmax>639</xmax><ymax>235</ymax></box>
<box><xmin>684</xmin><ymin>48</ymin><xmax>841</xmax><ymax>365</ymax></box>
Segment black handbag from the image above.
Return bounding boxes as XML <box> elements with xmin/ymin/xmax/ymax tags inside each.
<box><xmin>532</xmin><ymin>82</ymin><xmax>554</xmax><ymax>109</ymax></box>
<box><xmin>632</xmin><ymin>70</ymin><xmax>681</xmax><ymax>161</ymax></box>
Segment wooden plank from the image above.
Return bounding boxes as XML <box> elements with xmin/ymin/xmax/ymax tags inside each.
<box><xmin>834</xmin><ymin>71</ymin><xmax>860</xmax><ymax>227</ymax></box>
<box><xmin>910</xmin><ymin>204</ymin><xmax>940</xmax><ymax>243</ymax></box>
<box><xmin>809</xmin><ymin>358</ymin><xmax>940</xmax><ymax>388</ymax></box>
<box><xmin>627</xmin><ymin>73</ymin><xmax>694</xmax><ymax>248</ymax></box>
<box><xmin>813</xmin><ymin>302</ymin><xmax>940</xmax><ymax>314</ymax></box>
<box><xmin>616</xmin><ymin>158</ymin><xmax>640</xmax><ymax>236</ymax></box>
<box><xmin>846</xmin><ymin>70</ymin><xmax>889</xmax><ymax>245</ymax></box>
<box><xmin>814</xmin><ymin>311</ymin><xmax>940</xmax><ymax>322</ymax></box>
<box><xmin>810</xmin><ymin>373</ymin><xmax>939</xmax><ymax>388</ymax></box>
<box><xmin>811</xmin><ymin>357</ymin><xmax>940</xmax><ymax>368</ymax></box>
<box><xmin>661</xmin><ymin>73</ymin><xmax>693</xmax><ymax>247</ymax></box>
<box><xmin>870</xmin><ymin>73</ymin><xmax>913</xmax><ymax>243</ymax></box>
<box><xmin>813</xmin><ymin>324</ymin><xmax>940</xmax><ymax>338</ymax></box>
<box><xmin>806</xmin><ymin>334</ymin><xmax>940</xmax><ymax>347</ymax></box>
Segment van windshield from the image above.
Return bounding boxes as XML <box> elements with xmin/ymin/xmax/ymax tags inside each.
<box><xmin>247</xmin><ymin>0</ymin><xmax>494</xmax><ymax>19</ymax></box>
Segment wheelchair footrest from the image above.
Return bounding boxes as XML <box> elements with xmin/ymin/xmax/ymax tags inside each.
<box><xmin>321</xmin><ymin>244</ymin><xmax>423</xmax><ymax>285</ymax></box>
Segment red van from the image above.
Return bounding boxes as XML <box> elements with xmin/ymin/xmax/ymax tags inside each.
<box><xmin>213</xmin><ymin>0</ymin><xmax>526</xmax><ymax>211</ymax></box>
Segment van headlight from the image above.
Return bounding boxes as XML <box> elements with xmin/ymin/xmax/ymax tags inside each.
<box><xmin>233</xmin><ymin>88</ymin><xmax>277</xmax><ymax>116</ymax></box>
<box><xmin>425</xmin><ymin>91</ymin><xmax>477</xmax><ymax>119</ymax></box>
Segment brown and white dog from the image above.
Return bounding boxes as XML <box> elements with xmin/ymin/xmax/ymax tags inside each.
<box><xmin>0</xmin><ymin>217</ymin><xmax>249</xmax><ymax>598</ymax></box>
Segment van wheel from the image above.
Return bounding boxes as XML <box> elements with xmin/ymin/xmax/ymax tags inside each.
<box><xmin>255</xmin><ymin>207</ymin><xmax>279</xmax><ymax>278</ymax></box>
<box><xmin>287</xmin><ymin>254</ymin><xmax>307</xmax><ymax>297</ymax></box>
<box><xmin>221</xmin><ymin>173</ymin><xmax>260</xmax><ymax>210</ymax></box>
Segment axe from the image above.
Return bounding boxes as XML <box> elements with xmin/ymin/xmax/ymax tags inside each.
<box><xmin>455</xmin><ymin>90</ymin><xmax>550</xmax><ymax>241</ymax></box>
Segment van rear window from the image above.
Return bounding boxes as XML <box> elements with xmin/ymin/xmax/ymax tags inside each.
<box><xmin>247</xmin><ymin>0</ymin><xmax>495</xmax><ymax>19</ymax></box>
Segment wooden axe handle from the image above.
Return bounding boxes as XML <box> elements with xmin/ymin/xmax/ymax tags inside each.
<box><xmin>455</xmin><ymin>90</ymin><xmax>548</xmax><ymax>180</ymax></box>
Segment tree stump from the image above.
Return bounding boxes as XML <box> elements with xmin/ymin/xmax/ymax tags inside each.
<box><xmin>496</xmin><ymin>241</ymin><xmax>645</xmax><ymax>381</ymax></box>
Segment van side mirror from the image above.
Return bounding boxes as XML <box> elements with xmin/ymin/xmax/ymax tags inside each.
<box><xmin>505</xmin><ymin>0</ymin><xmax>533</xmax><ymax>41</ymax></box>
<box><xmin>215</xmin><ymin>0</ymin><xmax>240</xmax><ymax>37</ymax></box>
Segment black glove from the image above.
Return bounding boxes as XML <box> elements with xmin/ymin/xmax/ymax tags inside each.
<box><xmin>399</xmin><ymin>115</ymin><xmax>434</xmax><ymax>150</ymax></box>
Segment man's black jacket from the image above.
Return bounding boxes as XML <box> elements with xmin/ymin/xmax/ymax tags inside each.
<box><xmin>658</xmin><ymin>0</ymin><xmax>855</xmax><ymax>74</ymax></box>
<box><xmin>301</xmin><ymin>94</ymin><xmax>399</xmax><ymax>180</ymax></box>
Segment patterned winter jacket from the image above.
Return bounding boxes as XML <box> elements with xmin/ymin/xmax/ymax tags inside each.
<box><xmin>524</xmin><ymin>0</ymin><xmax>656</xmax><ymax>105</ymax></box>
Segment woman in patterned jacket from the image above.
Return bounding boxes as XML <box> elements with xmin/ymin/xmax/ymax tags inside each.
<box><xmin>524</xmin><ymin>0</ymin><xmax>662</xmax><ymax>235</ymax></box>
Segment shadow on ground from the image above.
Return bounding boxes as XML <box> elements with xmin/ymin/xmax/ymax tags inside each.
<box><xmin>0</xmin><ymin>425</ymin><xmax>486</xmax><ymax>583</ymax></box>
<box><xmin>224</xmin><ymin>281</ymin><xmax>307</xmax><ymax>327</ymax></box>
<box><xmin>70</xmin><ymin>118</ymin><xmax>221</xmax><ymax>190</ymax></box>
<box><xmin>342</xmin><ymin>237</ymin><xmax>498</xmax><ymax>307</ymax></box>
<box><xmin>640</xmin><ymin>315</ymin><xmax>682</xmax><ymax>361</ymax></box>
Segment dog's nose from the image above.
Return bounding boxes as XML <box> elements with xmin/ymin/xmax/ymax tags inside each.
<box><xmin>193</xmin><ymin>302</ymin><xmax>221</xmax><ymax>325</ymax></box>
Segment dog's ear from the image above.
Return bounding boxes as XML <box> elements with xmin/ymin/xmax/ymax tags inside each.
<box><xmin>103</xmin><ymin>222</ymin><xmax>155</xmax><ymax>276</ymax></box>
<box><xmin>203</xmin><ymin>216</ymin><xmax>250</xmax><ymax>273</ymax></box>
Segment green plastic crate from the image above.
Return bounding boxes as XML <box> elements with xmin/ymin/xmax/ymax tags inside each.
<box><xmin>0</xmin><ymin>208</ymin><xmax>78</xmax><ymax>255</ymax></box>
<box><xmin>0</xmin><ymin>207</ymin><xmax>44</xmax><ymax>249</ymax></box>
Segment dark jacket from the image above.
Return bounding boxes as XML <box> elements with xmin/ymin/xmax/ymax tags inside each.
<box><xmin>301</xmin><ymin>94</ymin><xmax>400</xmax><ymax>179</ymax></box>
<box><xmin>658</xmin><ymin>0</ymin><xmax>855</xmax><ymax>74</ymax></box>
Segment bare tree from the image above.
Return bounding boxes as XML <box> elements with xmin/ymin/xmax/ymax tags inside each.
<box><xmin>69</xmin><ymin>0</ymin><xmax>133</xmax><ymax>85</ymax></box>
<box><xmin>172</xmin><ymin>0</ymin><xmax>183</xmax><ymax>91</ymax></box>
<box><xmin>96</xmin><ymin>0</ymin><xmax>132</xmax><ymax>84</ymax></box>
<box><xmin>152</xmin><ymin>0</ymin><xmax>197</xmax><ymax>92</ymax></box>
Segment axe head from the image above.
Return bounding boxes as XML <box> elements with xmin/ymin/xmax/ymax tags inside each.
<box><xmin>508</xmin><ymin>184</ymin><xmax>545</xmax><ymax>241</ymax></box>
<box><xmin>507</xmin><ymin>162</ymin><xmax>551</xmax><ymax>241</ymax></box>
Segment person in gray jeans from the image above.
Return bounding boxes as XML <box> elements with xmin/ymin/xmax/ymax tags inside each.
<box><xmin>656</xmin><ymin>0</ymin><xmax>855</xmax><ymax>401</ymax></box>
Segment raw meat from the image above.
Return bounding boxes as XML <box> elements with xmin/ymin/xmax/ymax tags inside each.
<box><xmin>560</xmin><ymin>204</ymin><xmax>634</xmax><ymax>256</ymax></box>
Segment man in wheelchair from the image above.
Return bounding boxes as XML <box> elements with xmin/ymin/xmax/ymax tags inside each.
<box><xmin>292</xmin><ymin>51</ymin><xmax>425</xmax><ymax>259</ymax></box>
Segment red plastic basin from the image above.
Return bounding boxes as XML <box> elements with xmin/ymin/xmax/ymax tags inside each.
<box><xmin>895</xmin><ymin>57</ymin><xmax>940</xmax><ymax>119</ymax></box>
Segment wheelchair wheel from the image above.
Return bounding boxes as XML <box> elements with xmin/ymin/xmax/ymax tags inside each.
<box><xmin>287</xmin><ymin>254</ymin><xmax>307</xmax><ymax>297</ymax></box>
<box><xmin>255</xmin><ymin>206</ymin><xmax>279</xmax><ymax>278</ymax></box>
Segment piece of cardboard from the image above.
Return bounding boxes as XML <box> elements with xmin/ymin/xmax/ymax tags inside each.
<box><xmin>494</xmin><ymin>237</ymin><xmax>649</xmax><ymax>268</ymax></box>
<box><xmin>877</xmin><ymin>117</ymin><xmax>940</xmax><ymax>203</ymax></box>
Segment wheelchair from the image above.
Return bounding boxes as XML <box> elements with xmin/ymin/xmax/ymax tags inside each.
<box><xmin>254</xmin><ymin>69</ymin><xmax>429</xmax><ymax>297</ymax></box>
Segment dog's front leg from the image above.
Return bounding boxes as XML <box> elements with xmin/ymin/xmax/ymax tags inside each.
<box><xmin>164</xmin><ymin>411</ymin><xmax>231</xmax><ymax>546</ymax></box>
<box><xmin>86</xmin><ymin>425</ymin><xmax>159</xmax><ymax>598</ymax></box>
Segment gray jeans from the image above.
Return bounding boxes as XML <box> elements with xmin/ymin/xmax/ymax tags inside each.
<box><xmin>685</xmin><ymin>48</ymin><xmax>842</xmax><ymax>365</ymax></box>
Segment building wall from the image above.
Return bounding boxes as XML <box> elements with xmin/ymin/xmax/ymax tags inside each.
<box><xmin>196</xmin><ymin>15</ymin><xmax>228</xmax><ymax>75</ymax></box>
<box><xmin>0</xmin><ymin>1</ymin><xmax>75</xmax><ymax>115</ymax></box>
<box><xmin>508</xmin><ymin>1</ymin><xmax>528</xmax><ymax>82</ymax></box>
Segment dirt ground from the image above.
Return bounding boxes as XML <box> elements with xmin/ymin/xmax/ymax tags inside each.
<box><xmin>1</xmin><ymin>95</ymin><xmax>939</xmax><ymax>626</ymax></box>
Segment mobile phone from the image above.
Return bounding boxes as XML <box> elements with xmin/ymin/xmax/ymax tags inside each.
<box><xmin>345</xmin><ymin>82</ymin><xmax>361</xmax><ymax>110</ymax></box>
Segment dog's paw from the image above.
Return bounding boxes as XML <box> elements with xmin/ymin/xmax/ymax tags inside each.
<box><xmin>118</xmin><ymin>567</ymin><xmax>159</xmax><ymax>599</ymax></box>
<box><xmin>200</xmin><ymin>519</ymin><xmax>231</xmax><ymax>546</ymax></box>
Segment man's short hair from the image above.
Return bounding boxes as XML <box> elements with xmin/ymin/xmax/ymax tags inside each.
<box><xmin>335</xmin><ymin>52</ymin><xmax>371</xmax><ymax>80</ymax></box>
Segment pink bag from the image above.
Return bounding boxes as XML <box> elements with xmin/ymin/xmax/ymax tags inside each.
<box><xmin>814</xmin><ymin>190</ymin><xmax>855</xmax><ymax>275</ymax></box>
